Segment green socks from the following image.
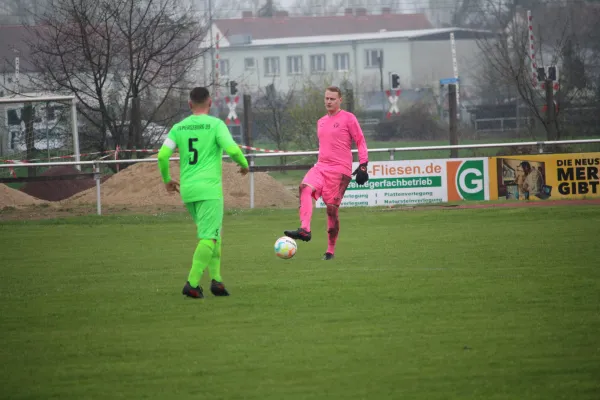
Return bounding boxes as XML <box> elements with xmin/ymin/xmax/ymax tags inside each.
<box><xmin>208</xmin><ymin>239</ymin><xmax>222</xmax><ymax>282</ymax></box>
<box><xmin>187</xmin><ymin>239</ymin><xmax>216</xmax><ymax>287</ymax></box>
<box><xmin>187</xmin><ymin>239</ymin><xmax>224</xmax><ymax>288</ymax></box>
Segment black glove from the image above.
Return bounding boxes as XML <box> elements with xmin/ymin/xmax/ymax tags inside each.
<box><xmin>352</xmin><ymin>162</ymin><xmax>369</xmax><ymax>185</ymax></box>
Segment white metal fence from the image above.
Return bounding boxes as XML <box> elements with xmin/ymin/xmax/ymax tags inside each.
<box><xmin>1</xmin><ymin>138</ymin><xmax>599</xmax><ymax>215</ymax></box>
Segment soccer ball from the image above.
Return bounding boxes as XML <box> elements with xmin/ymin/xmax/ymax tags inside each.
<box><xmin>274</xmin><ymin>236</ymin><xmax>297</xmax><ymax>259</ymax></box>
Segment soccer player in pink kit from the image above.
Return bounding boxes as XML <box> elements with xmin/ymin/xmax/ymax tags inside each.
<box><xmin>284</xmin><ymin>86</ymin><xmax>369</xmax><ymax>260</ymax></box>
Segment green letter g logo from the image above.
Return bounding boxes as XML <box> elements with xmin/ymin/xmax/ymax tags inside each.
<box><xmin>457</xmin><ymin>160</ymin><xmax>485</xmax><ymax>200</ymax></box>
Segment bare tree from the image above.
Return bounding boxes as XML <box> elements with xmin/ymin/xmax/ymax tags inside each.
<box><xmin>427</xmin><ymin>0</ymin><xmax>541</xmax><ymax>29</ymax></box>
<box><xmin>286</xmin><ymin>81</ymin><xmax>327</xmax><ymax>151</ymax></box>
<box><xmin>23</xmin><ymin>0</ymin><xmax>209</xmax><ymax>159</ymax></box>
<box><xmin>427</xmin><ymin>0</ymin><xmax>483</xmax><ymax>28</ymax></box>
<box><xmin>288</xmin><ymin>0</ymin><xmax>410</xmax><ymax>17</ymax></box>
<box><xmin>473</xmin><ymin>0</ymin><xmax>600</xmax><ymax>140</ymax></box>
<box><xmin>290</xmin><ymin>0</ymin><xmax>347</xmax><ymax>16</ymax></box>
<box><xmin>253</xmin><ymin>82</ymin><xmax>296</xmax><ymax>158</ymax></box>
<box><xmin>251</xmin><ymin>75</ymin><xmax>364</xmax><ymax>157</ymax></box>
<box><xmin>188</xmin><ymin>0</ymin><xmax>243</xmax><ymax>19</ymax></box>
<box><xmin>0</xmin><ymin>0</ymin><xmax>47</xmax><ymax>25</ymax></box>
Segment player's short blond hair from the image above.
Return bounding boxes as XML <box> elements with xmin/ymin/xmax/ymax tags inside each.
<box><xmin>325</xmin><ymin>86</ymin><xmax>342</xmax><ymax>98</ymax></box>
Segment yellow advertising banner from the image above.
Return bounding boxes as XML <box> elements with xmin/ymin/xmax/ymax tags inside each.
<box><xmin>489</xmin><ymin>152</ymin><xmax>600</xmax><ymax>201</ymax></box>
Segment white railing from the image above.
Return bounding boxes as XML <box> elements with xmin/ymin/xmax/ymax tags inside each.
<box><xmin>1</xmin><ymin>138</ymin><xmax>599</xmax><ymax>215</ymax></box>
<box><xmin>474</xmin><ymin>117</ymin><xmax>532</xmax><ymax>132</ymax></box>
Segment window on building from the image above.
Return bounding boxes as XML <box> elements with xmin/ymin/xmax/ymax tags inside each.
<box><xmin>219</xmin><ymin>59</ymin><xmax>230</xmax><ymax>76</ymax></box>
<box><xmin>334</xmin><ymin>53</ymin><xmax>350</xmax><ymax>71</ymax></box>
<box><xmin>264</xmin><ymin>57</ymin><xmax>280</xmax><ymax>76</ymax></box>
<box><xmin>244</xmin><ymin>57</ymin><xmax>255</xmax><ymax>70</ymax></box>
<box><xmin>310</xmin><ymin>54</ymin><xmax>326</xmax><ymax>73</ymax></box>
<box><xmin>365</xmin><ymin>49</ymin><xmax>383</xmax><ymax>68</ymax></box>
<box><xmin>287</xmin><ymin>56</ymin><xmax>303</xmax><ymax>75</ymax></box>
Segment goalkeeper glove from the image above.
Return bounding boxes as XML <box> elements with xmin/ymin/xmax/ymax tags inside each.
<box><xmin>352</xmin><ymin>162</ymin><xmax>369</xmax><ymax>185</ymax></box>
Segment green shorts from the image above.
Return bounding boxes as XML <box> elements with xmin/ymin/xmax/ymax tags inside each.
<box><xmin>185</xmin><ymin>198</ymin><xmax>224</xmax><ymax>240</ymax></box>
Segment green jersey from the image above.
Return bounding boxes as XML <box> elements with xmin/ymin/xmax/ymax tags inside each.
<box><xmin>161</xmin><ymin>114</ymin><xmax>247</xmax><ymax>203</ymax></box>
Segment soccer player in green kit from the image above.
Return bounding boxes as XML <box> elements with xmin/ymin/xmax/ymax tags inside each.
<box><xmin>157</xmin><ymin>87</ymin><xmax>249</xmax><ymax>299</ymax></box>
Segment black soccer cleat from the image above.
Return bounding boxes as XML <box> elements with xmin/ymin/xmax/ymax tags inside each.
<box><xmin>182</xmin><ymin>281</ymin><xmax>204</xmax><ymax>299</ymax></box>
<box><xmin>284</xmin><ymin>228</ymin><xmax>312</xmax><ymax>242</ymax></box>
<box><xmin>322</xmin><ymin>252</ymin><xmax>335</xmax><ymax>261</ymax></box>
<box><xmin>210</xmin><ymin>279</ymin><xmax>230</xmax><ymax>297</ymax></box>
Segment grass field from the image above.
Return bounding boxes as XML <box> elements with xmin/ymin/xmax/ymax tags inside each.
<box><xmin>1</xmin><ymin>205</ymin><xmax>600</xmax><ymax>399</ymax></box>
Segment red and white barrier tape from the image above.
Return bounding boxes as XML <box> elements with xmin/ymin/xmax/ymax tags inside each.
<box><xmin>3</xmin><ymin>151</ymin><xmax>107</xmax><ymax>164</ymax></box>
<box><xmin>5</xmin><ymin>160</ymin><xmax>22</xmax><ymax>178</ymax></box>
<box><xmin>239</xmin><ymin>145</ymin><xmax>286</xmax><ymax>153</ymax></box>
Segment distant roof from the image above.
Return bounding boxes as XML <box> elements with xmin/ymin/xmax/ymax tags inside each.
<box><xmin>223</xmin><ymin>28</ymin><xmax>494</xmax><ymax>48</ymax></box>
<box><xmin>214</xmin><ymin>10</ymin><xmax>434</xmax><ymax>40</ymax></box>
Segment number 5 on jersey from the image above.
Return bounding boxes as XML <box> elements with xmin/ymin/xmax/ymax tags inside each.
<box><xmin>188</xmin><ymin>138</ymin><xmax>199</xmax><ymax>165</ymax></box>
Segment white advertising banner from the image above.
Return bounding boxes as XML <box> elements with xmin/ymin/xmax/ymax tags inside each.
<box><xmin>315</xmin><ymin>158</ymin><xmax>490</xmax><ymax>208</ymax></box>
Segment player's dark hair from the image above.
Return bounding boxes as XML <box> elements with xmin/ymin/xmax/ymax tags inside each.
<box><xmin>189</xmin><ymin>87</ymin><xmax>210</xmax><ymax>105</ymax></box>
<box><xmin>326</xmin><ymin>86</ymin><xmax>342</xmax><ymax>98</ymax></box>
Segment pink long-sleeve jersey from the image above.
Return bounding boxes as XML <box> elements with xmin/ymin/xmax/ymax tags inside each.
<box><xmin>314</xmin><ymin>110</ymin><xmax>369</xmax><ymax>177</ymax></box>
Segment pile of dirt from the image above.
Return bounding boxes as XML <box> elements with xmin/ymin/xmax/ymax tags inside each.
<box><xmin>0</xmin><ymin>184</ymin><xmax>47</xmax><ymax>208</ymax></box>
<box><xmin>64</xmin><ymin>160</ymin><xmax>298</xmax><ymax>208</ymax></box>
<box><xmin>20</xmin><ymin>166</ymin><xmax>98</xmax><ymax>201</ymax></box>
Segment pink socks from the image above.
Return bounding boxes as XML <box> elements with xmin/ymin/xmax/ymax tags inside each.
<box><xmin>299</xmin><ymin>185</ymin><xmax>313</xmax><ymax>231</ymax></box>
<box><xmin>326</xmin><ymin>205</ymin><xmax>339</xmax><ymax>254</ymax></box>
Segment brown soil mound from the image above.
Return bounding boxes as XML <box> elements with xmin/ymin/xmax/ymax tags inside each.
<box><xmin>20</xmin><ymin>166</ymin><xmax>98</xmax><ymax>201</ymax></box>
<box><xmin>64</xmin><ymin>160</ymin><xmax>298</xmax><ymax>208</ymax></box>
<box><xmin>1</xmin><ymin>184</ymin><xmax>47</xmax><ymax>208</ymax></box>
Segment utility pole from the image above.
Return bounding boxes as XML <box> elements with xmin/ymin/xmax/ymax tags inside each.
<box><xmin>515</xmin><ymin>92</ymin><xmax>520</xmax><ymax>138</ymax></box>
<box><xmin>545</xmin><ymin>79</ymin><xmax>557</xmax><ymax>141</ymax></box>
<box><xmin>208</xmin><ymin>0</ymin><xmax>214</xmax><ymax>87</ymax></box>
<box><xmin>449</xmin><ymin>32</ymin><xmax>460</xmax><ymax>121</ymax></box>
<box><xmin>448</xmin><ymin>84</ymin><xmax>458</xmax><ymax>158</ymax></box>
<box><xmin>242</xmin><ymin>94</ymin><xmax>252</xmax><ymax>154</ymax></box>
<box><xmin>14</xmin><ymin>53</ymin><xmax>20</xmax><ymax>94</ymax></box>
<box><xmin>378</xmin><ymin>55</ymin><xmax>385</xmax><ymax>117</ymax></box>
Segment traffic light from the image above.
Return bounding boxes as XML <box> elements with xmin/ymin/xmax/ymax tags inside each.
<box><xmin>547</xmin><ymin>66</ymin><xmax>557</xmax><ymax>81</ymax></box>
<box><xmin>536</xmin><ymin>67</ymin><xmax>546</xmax><ymax>82</ymax></box>
<box><xmin>229</xmin><ymin>80</ymin><xmax>238</xmax><ymax>95</ymax></box>
<box><xmin>536</xmin><ymin>66</ymin><xmax>558</xmax><ymax>82</ymax></box>
<box><xmin>390</xmin><ymin>73</ymin><xmax>400</xmax><ymax>90</ymax></box>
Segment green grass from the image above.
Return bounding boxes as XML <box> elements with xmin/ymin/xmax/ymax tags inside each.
<box><xmin>1</xmin><ymin>206</ymin><xmax>600</xmax><ymax>399</ymax></box>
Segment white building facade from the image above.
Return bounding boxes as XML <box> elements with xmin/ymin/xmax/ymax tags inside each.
<box><xmin>203</xmin><ymin>27</ymin><xmax>494</xmax><ymax>99</ymax></box>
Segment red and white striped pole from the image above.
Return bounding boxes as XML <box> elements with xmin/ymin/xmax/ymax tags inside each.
<box><xmin>527</xmin><ymin>10</ymin><xmax>538</xmax><ymax>87</ymax></box>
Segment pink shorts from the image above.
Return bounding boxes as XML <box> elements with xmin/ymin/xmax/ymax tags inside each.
<box><xmin>302</xmin><ymin>166</ymin><xmax>352</xmax><ymax>206</ymax></box>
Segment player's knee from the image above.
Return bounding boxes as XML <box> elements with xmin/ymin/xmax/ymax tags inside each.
<box><xmin>326</xmin><ymin>204</ymin><xmax>338</xmax><ymax>217</ymax></box>
<box><xmin>198</xmin><ymin>238</ymin><xmax>216</xmax><ymax>250</ymax></box>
